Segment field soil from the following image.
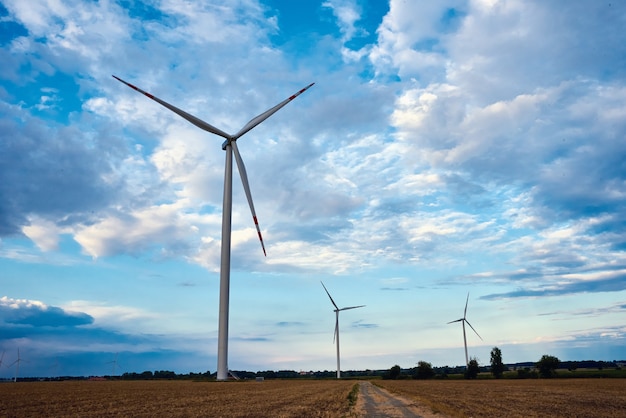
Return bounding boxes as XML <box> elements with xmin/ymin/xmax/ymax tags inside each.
<box><xmin>0</xmin><ymin>379</ymin><xmax>355</xmax><ymax>418</ymax></box>
<box><xmin>2</xmin><ymin>378</ymin><xmax>626</xmax><ymax>417</ymax></box>
<box><xmin>375</xmin><ymin>378</ymin><xmax>626</xmax><ymax>417</ymax></box>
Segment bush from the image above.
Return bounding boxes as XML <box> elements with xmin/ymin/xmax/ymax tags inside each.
<box><xmin>465</xmin><ymin>358</ymin><xmax>480</xmax><ymax>379</ymax></box>
<box><xmin>537</xmin><ymin>355</ymin><xmax>560</xmax><ymax>378</ymax></box>
<box><xmin>413</xmin><ymin>361</ymin><xmax>435</xmax><ymax>380</ymax></box>
<box><xmin>383</xmin><ymin>365</ymin><xmax>402</xmax><ymax>380</ymax></box>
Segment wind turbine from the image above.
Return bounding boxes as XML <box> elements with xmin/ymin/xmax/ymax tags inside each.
<box><xmin>447</xmin><ymin>292</ymin><xmax>482</xmax><ymax>368</ymax></box>
<box><xmin>0</xmin><ymin>350</ymin><xmax>6</xmax><ymax>377</ymax></box>
<box><xmin>321</xmin><ymin>281</ymin><xmax>365</xmax><ymax>379</ymax></box>
<box><xmin>106</xmin><ymin>352</ymin><xmax>120</xmax><ymax>377</ymax></box>
<box><xmin>7</xmin><ymin>348</ymin><xmax>23</xmax><ymax>382</ymax></box>
<box><xmin>113</xmin><ymin>75</ymin><xmax>314</xmax><ymax>381</ymax></box>
<box><xmin>49</xmin><ymin>357</ymin><xmax>60</xmax><ymax>379</ymax></box>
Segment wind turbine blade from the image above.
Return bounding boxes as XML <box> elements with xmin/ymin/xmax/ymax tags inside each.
<box><xmin>465</xmin><ymin>319</ymin><xmax>483</xmax><ymax>340</ymax></box>
<box><xmin>340</xmin><ymin>305</ymin><xmax>365</xmax><ymax>311</ymax></box>
<box><xmin>231</xmin><ymin>141</ymin><xmax>266</xmax><ymax>256</ymax></box>
<box><xmin>112</xmin><ymin>75</ymin><xmax>232</xmax><ymax>140</ymax></box>
<box><xmin>232</xmin><ymin>83</ymin><xmax>315</xmax><ymax>139</ymax></box>
<box><xmin>321</xmin><ymin>281</ymin><xmax>339</xmax><ymax>310</ymax></box>
<box><xmin>464</xmin><ymin>292</ymin><xmax>470</xmax><ymax>318</ymax></box>
<box><xmin>447</xmin><ymin>318</ymin><xmax>464</xmax><ymax>324</ymax></box>
<box><xmin>333</xmin><ymin>317</ymin><xmax>338</xmax><ymax>344</ymax></box>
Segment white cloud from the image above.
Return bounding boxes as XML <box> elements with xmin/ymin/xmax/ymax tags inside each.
<box><xmin>22</xmin><ymin>217</ymin><xmax>64</xmax><ymax>251</ymax></box>
<box><xmin>370</xmin><ymin>0</ymin><xmax>464</xmax><ymax>80</ymax></box>
<box><xmin>323</xmin><ymin>0</ymin><xmax>362</xmax><ymax>42</ymax></box>
<box><xmin>2</xmin><ymin>0</ymin><xmax>70</xmax><ymax>36</ymax></box>
<box><xmin>73</xmin><ymin>203</ymin><xmax>210</xmax><ymax>259</ymax></box>
<box><xmin>1</xmin><ymin>295</ymin><xmax>46</xmax><ymax>310</ymax></box>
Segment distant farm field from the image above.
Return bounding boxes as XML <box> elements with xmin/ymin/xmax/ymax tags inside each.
<box><xmin>375</xmin><ymin>378</ymin><xmax>626</xmax><ymax>417</ymax></box>
<box><xmin>0</xmin><ymin>380</ymin><xmax>355</xmax><ymax>418</ymax></box>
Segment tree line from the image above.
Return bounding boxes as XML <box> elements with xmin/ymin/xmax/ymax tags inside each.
<box><xmin>382</xmin><ymin>347</ymin><xmax>625</xmax><ymax>380</ymax></box>
<box><xmin>18</xmin><ymin>348</ymin><xmax>621</xmax><ymax>381</ymax></box>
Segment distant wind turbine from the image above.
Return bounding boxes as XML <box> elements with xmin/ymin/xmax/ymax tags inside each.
<box><xmin>114</xmin><ymin>75</ymin><xmax>314</xmax><ymax>381</ymax></box>
<box><xmin>49</xmin><ymin>357</ymin><xmax>60</xmax><ymax>379</ymax></box>
<box><xmin>106</xmin><ymin>352</ymin><xmax>120</xmax><ymax>377</ymax></box>
<box><xmin>7</xmin><ymin>348</ymin><xmax>23</xmax><ymax>382</ymax></box>
<box><xmin>0</xmin><ymin>350</ymin><xmax>7</xmax><ymax>376</ymax></box>
<box><xmin>447</xmin><ymin>292</ymin><xmax>483</xmax><ymax>367</ymax></box>
<box><xmin>321</xmin><ymin>281</ymin><xmax>365</xmax><ymax>379</ymax></box>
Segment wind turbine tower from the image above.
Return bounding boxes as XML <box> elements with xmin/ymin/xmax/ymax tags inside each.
<box><xmin>447</xmin><ymin>292</ymin><xmax>483</xmax><ymax>367</ymax></box>
<box><xmin>321</xmin><ymin>281</ymin><xmax>365</xmax><ymax>379</ymax></box>
<box><xmin>114</xmin><ymin>75</ymin><xmax>314</xmax><ymax>381</ymax></box>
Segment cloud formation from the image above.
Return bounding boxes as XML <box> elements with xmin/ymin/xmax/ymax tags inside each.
<box><xmin>1</xmin><ymin>296</ymin><xmax>93</xmax><ymax>327</ymax></box>
<box><xmin>1</xmin><ymin>0</ymin><xmax>625</xmax><ymax>373</ymax></box>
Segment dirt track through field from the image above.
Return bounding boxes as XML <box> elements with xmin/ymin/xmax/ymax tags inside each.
<box><xmin>355</xmin><ymin>381</ymin><xmax>444</xmax><ymax>418</ymax></box>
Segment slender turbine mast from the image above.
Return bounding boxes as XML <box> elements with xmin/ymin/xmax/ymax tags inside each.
<box><xmin>114</xmin><ymin>75</ymin><xmax>314</xmax><ymax>381</ymax></box>
<box><xmin>447</xmin><ymin>292</ymin><xmax>482</xmax><ymax>367</ymax></box>
<box><xmin>321</xmin><ymin>281</ymin><xmax>365</xmax><ymax>379</ymax></box>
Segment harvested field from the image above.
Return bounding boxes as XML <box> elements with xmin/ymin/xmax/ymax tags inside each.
<box><xmin>3</xmin><ymin>378</ymin><xmax>626</xmax><ymax>417</ymax></box>
<box><xmin>375</xmin><ymin>378</ymin><xmax>626</xmax><ymax>418</ymax></box>
<box><xmin>0</xmin><ymin>379</ymin><xmax>356</xmax><ymax>418</ymax></box>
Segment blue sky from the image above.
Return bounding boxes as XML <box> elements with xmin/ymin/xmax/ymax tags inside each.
<box><xmin>1</xmin><ymin>0</ymin><xmax>625</xmax><ymax>377</ymax></box>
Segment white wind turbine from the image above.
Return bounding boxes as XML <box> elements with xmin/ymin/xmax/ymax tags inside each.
<box><xmin>447</xmin><ymin>292</ymin><xmax>483</xmax><ymax>368</ymax></box>
<box><xmin>7</xmin><ymin>348</ymin><xmax>23</xmax><ymax>382</ymax></box>
<box><xmin>114</xmin><ymin>75</ymin><xmax>314</xmax><ymax>381</ymax></box>
<box><xmin>321</xmin><ymin>281</ymin><xmax>365</xmax><ymax>379</ymax></box>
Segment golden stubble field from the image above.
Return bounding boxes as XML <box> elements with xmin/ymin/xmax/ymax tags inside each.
<box><xmin>0</xmin><ymin>379</ymin><xmax>355</xmax><ymax>418</ymax></box>
<box><xmin>375</xmin><ymin>378</ymin><xmax>626</xmax><ymax>417</ymax></box>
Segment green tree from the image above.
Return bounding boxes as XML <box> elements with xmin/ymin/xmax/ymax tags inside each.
<box><xmin>465</xmin><ymin>357</ymin><xmax>479</xmax><ymax>379</ymax></box>
<box><xmin>490</xmin><ymin>347</ymin><xmax>505</xmax><ymax>378</ymax></box>
<box><xmin>536</xmin><ymin>355</ymin><xmax>560</xmax><ymax>378</ymax></box>
<box><xmin>414</xmin><ymin>361</ymin><xmax>435</xmax><ymax>379</ymax></box>
<box><xmin>384</xmin><ymin>364</ymin><xmax>402</xmax><ymax>380</ymax></box>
